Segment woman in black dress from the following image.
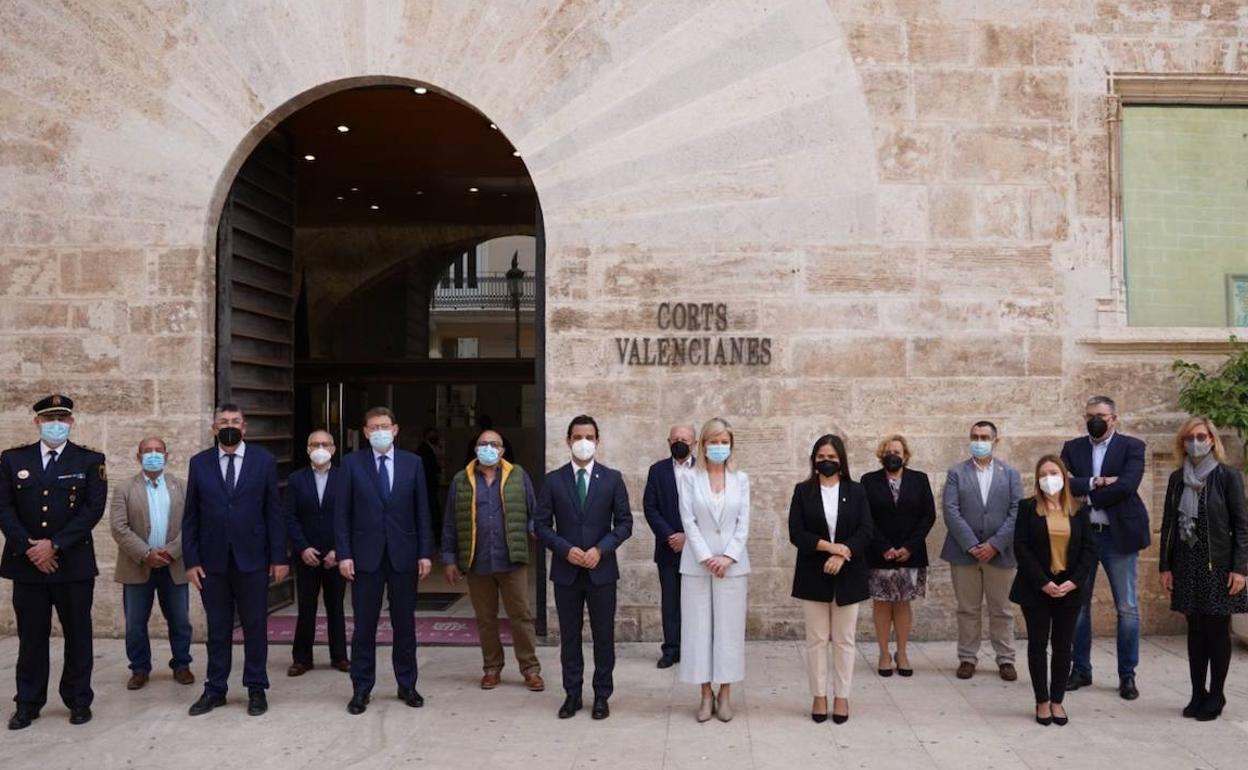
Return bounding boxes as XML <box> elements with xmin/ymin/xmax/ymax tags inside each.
<box><xmin>1159</xmin><ymin>417</ymin><xmax>1248</xmax><ymax>721</ymax></box>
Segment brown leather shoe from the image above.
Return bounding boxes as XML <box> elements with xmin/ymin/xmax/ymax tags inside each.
<box><xmin>956</xmin><ymin>661</ymin><xmax>976</xmax><ymax>679</ymax></box>
<box><xmin>173</xmin><ymin>668</ymin><xmax>195</xmax><ymax>686</ymax></box>
<box><xmin>524</xmin><ymin>673</ymin><xmax>545</xmax><ymax>692</ymax></box>
<box><xmin>287</xmin><ymin>662</ymin><xmax>313</xmax><ymax>677</ymax></box>
<box><xmin>126</xmin><ymin>672</ymin><xmax>149</xmax><ymax>690</ymax></box>
<box><xmin>999</xmin><ymin>663</ymin><xmax>1018</xmax><ymax>682</ymax></box>
<box><xmin>480</xmin><ymin>672</ymin><xmax>501</xmax><ymax>689</ymax></box>
<box><xmin>331</xmin><ymin>659</ymin><xmax>351</xmax><ymax>673</ymax></box>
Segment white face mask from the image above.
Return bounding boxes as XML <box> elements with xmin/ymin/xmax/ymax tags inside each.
<box><xmin>571</xmin><ymin>438</ymin><xmax>596</xmax><ymax>462</ymax></box>
<box><xmin>1038</xmin><ymin>475</ymin><xmax>1065</xmax><ymax>496</ymax></box>
<box><xmin>309</xmin><ymin>448</ymin><xmax>333</xmax><ymax>466</ymax></box>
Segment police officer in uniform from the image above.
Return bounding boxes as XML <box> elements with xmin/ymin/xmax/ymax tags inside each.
<box><xmin>0</xmin><ymin>395</ymin><xmax>107</xmax><ymax>729</ymax></box>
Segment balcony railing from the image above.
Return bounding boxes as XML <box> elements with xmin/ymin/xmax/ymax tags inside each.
<box><xmin>431</xmin><ymin>272</ymin><xmax>536</xmax><ymax>311</ymax></box>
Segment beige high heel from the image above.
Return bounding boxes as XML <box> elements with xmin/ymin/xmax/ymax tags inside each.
<box><xmin>716</xmin><ymin>688</ymin><xmax>733</xmax><ymax>722</ymax></box>
<box><xmin>697</xmin><ymin>693</ymin><xmax>716</xmax><ymax>722</ymax></box>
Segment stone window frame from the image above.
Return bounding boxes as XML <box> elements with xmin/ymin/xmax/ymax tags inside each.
<box><xmin>1091</xmin><ymin>73</ymin><xmax>1248</xmax><ymax>354</ymax></box>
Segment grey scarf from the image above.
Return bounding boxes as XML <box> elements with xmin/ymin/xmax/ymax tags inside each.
<box><xmin>1178</xmin><ymin>454</ymin><xmax>1218</xmax><ymax>547</ymax></box>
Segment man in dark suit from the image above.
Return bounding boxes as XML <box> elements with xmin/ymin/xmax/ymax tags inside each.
<box><xmin>0</xmin><ymin>394</ymin><xmax>107</xmax><ymax>729</ymax></box>
<box><xmin>183</xmin><ymin>403</ymin><xmax>288</xmax><ymax>717</ymax></box>
<box><xmin>1061</xmin><ymin>395</ymin><xmax>1149</xmax><ymax>700</ymax></box>
<box><xmin>285</xmin><ymin>430</ymin><xmax>348</xmax><ymax>677</ymax></box>
<box><xmin>534</xmin><ymin>415</ymin><xmax>633</xmax><ymax>720</ymax></box>
<box><xmin>335</xmin><ymin>406</ymin><xmax>433</xmax><ymax>715</ymax></box>
<box><xmin>642</xmin><ymin>423</ymin><xmax>695</xmax><ymax>669</ymax></box>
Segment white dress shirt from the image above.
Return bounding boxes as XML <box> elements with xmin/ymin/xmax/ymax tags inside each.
<box><xmin>820</xmin><ymin>482</ymin><xmax>840</xmax><ymax>540</ymax></box>
<box><xmin>974</xmin><ymin>459</ymin><xmax>993</xmax><ymax>507</ymax></box>
<box><xmin>573</xmin><ymin>459</ymin><xmax>595</xmax><ymax>494</ymax></box>
<box><xmin>218</xmin><ymin>441</ymin><xmax>246</xmax><ymax>481</ymax></box>
<box><xmin>313</xmin><ymin>466</ymin><xmax>330</xmax><ymax>503</ymax></box>
<box><xmin>673</xmin><ymin>456</ymin><xmax>694</xmax><ymax>490</ymax></box>
<box><xmin>40</xmin><ymin>441</ymin><xmax>64</xmax><ymax>469</ymax></box>
<box><xmin>1089</xmin><ymin>433</ymin><xmax>1114</xmax><ymax>526</ymax></box>
<box><xmin>372</xmin><ymin>448</ymin><xmax>395</xmax><ymax>492</ymax></box>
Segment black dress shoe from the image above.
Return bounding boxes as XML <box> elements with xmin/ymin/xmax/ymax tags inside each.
<box><xmin>347</xmin><ymin>694</ymin><xmax>370</xmax><ymax>715</ymax></box>
<box><xmin>1118</xmin><ymin>676</ymin><xmax>1139</xmax><ymax>701</ymax></box>
<box><xmin>7</xmin><ymin>707</ymin><xmax>39</xmax><ymax>730</ymax></box>
<box><xmin>591</xmin><ymin>697</ymin><xmax>610</xmax><ymax>720</ymax></box>
<box><xmin>558</xmin><ymin>694</ymin><xmax>582</xmax><ymax>719</ymax></box>
<box><xmin>811</xmin><ymin>712</ymin><xmax>828</xmax><ymax>723</ymax></box>
<box><xmin>397</xmin><ymin>688</ymin><xmax>424</xmax><ymax>708</ymax></box>
<box><xmin>68</xmin><ymin>706</ymin><xmax>92</xmax><ymax>725</ymax></box>
<box><xmin>247</xmin><ymin>689</ymin><xmax>268</xmax><ymax>716</ymax></box>
<box><xmin>1066</xmin><ymin>669</ymin><xmax>1092</xmax><ymax>691</ymax></box>
<box><xmin>188</xmin><ymin>692</ymin><xmax>226</xmax><ymax>716</ymax></box>
<box><xmin>657</xmin><ymin>655</ymin><xmax>676</xmax><ymax>669</ymax></box>
<box><xmin>1195</xmin><ymin>694</ymin><xmax>1225</xmax><ymax>722</ymax></box>
<box><xmin>1182</xmin><ymin>691</ymin><xmax>1206</xmax><ymax>718</ymax></box>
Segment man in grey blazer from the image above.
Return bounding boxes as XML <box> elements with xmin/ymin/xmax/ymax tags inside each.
<box><xmin>940</xmin><ymin>421</ymin><xmax>1022</xmax><ymax>681</ymax></box>
<box><xmin>109</xmin><ymin>436</ymin><xmax>194</xmax><ymax>690</ymax></box>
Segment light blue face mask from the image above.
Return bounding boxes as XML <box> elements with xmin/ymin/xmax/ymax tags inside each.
<box><xmin>368</xmin><ymin>429</ymin><xmax>394</xmax><ymax>451</ymax></box>
<box><xmin>969</xmin><ymin>440</ymin><xmax>993</xmax><ymax>459</ymax></box>
<box><xmin>705</xmin><ymin>444</ymin><xmax>732</xmax><ymax>464</ymax></box>
<box><xmin>475</xmin><ymin>445</ymin><xmax>501</xmax><ymax>466</ymax></box>
<box><xmin>141</xmin><ymin>452</ymin><xmax>166</xmax><ymax>473</ymax></box>
<box><xmin>40</xmin><ymin>420</ymin><xmax>70</xmax><ymax>445</ymax></box>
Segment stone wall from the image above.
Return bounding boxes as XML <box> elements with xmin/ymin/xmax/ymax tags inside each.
<box><xmin>0</xmin><ymin>1</ymin><xmax>1245</xmax><ymax>642</ymax></box>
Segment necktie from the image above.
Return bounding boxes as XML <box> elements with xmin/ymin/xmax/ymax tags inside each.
<box><xmin>46</xmin><ymin>450</ymin><xmax>58</xmax><ymax>472</ymax></box>
<box><xmin>225</xmin><ymin>453</ymin><xmax>236</xmax><ymax>494</ymax></box>
<box><xmin>378</xmin><ymin>455</ymin><xmax>391</xmax><ymax>501</ymax></box>
<box><xmin>576</xmin><ymin>468</ymin><xmax>588</xmax><ymax>508</ymax></box>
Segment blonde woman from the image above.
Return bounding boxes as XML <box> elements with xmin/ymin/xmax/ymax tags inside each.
<box><xmin>678</xmin><ymin>417</ymin><xmax>750</xmax><ymax>722</ymax></box>
<box><xmin>1159</xmin><ymin>417</ymin><xmax>1247</xmax><ymax>721</ymax></box>
<box><xmin>1009</xmin><ymin>455</ymin><xmax>1096</xmax><ymax>726</ymax></box>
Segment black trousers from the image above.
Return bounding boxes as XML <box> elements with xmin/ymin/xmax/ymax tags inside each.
<box><xmin>350</xmin><ymin>552</ymin><xmax>417</xmax><ymax>696</ymax></box>
<box><xmin>657</xmin><ymin>563</ymin><xmax>681</xmax><ymax>658</ymax></box>
<box><xmin>1186</xmin><ymin>613</ymin><xmax>1233</xmax><ymax>700</ymax></box>
<box><xmin>554</xmin><ymin>571</ymin><xmax>617</xmax><ymax>699</ymax></box>
<box><xmin>292</xmin><ymin>560</ymin><xmax>348</xmax><ymax>666</ymax></box>
<box><xmin>1022</xmin><ymin>600</ymin><xmax>1079</xmax><ymax>704</ymax></box>
<box><xmin>201</xmin><ymin>555</ymin><xmax>270</xmax><ymax>696</ymax></box>
<box><xmin>12</xmin><ymin>578</ymin><xmax>95</xmax><ymax>710</ymax></box>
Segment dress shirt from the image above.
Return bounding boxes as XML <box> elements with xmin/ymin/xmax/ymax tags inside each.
<box><xmin>218</xmin><ymin>441</ymin><xmax>246</xmax><ymax>481</ymax></box>
<box><xmin>673</xmin><ymin>456</ymin><xmax>695</xmax><ymax>490</ymax></box>
<box><xmin>372</xmin><ymin>448</ymin><xmax>395</xmax><ymax>492</ymax></box>
<box><xmin>820</xmin><ymin>482</ymin><xmax>840</xmax><ymax>540</ymax></box>
<box><xmin>439</xmin><ymin>466</ymin><xmax>538</xmax><ymax>575</ymax></box>
<box><xmin>312</xmin><ymin>465</ymin><xmax>330</xmax><ymax>503</ymax></box>
<box><xmin>573</xmin><ymin>459</ymin><xmax>595</xmax><ymax>493</ymax></box>
<box><xmin>40</xmin><ymin>440</ymin><xmax>63</xmax><ymax>469</ymax></box>
<box><xmin>144</xmin><ymin>472</ymin><xmax>171</xmax><ymax>549</ymax></box>
<box><xmin>1089</xmin><ymin>433</ymin><xmax>1113</xmax><ymax>526</ymax></box>
<box><xmin>974</xmin><ymin>459</ymin><xmax>993</xmax><ymax>507</ymax></box>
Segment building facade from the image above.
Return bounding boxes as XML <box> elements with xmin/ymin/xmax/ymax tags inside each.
<box><xmin>1</xmin><ymin>0</ymin><xmax>1245</xmax><ymax>640</ymax></box>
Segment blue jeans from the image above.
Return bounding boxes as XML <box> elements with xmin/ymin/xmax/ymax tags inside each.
<box><xmin>123</xmin><ymin>567</ymin><xmax>192</xmax><ymax>674</ymax></box>
<box><xmin>1072</xmin><ymin>529</ymin><xmax>1139</xmax><ymax>678</ymax></box>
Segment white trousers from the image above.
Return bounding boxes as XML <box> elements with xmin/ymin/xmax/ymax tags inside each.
<box><xmin>679</xmin><ymin>574</ymin><xmax>747</xmax><ymax>685</ymax></box>
<box><xmin>802</xmin><ymin>599</ymin><xmax>860</xmax><ymax>698</ymax></box>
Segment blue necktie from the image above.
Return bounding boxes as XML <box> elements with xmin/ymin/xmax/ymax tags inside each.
<box><xmin>377</xmin><ymin>455</ymin><xmax>391</xmax><ymax>502</ymax></box>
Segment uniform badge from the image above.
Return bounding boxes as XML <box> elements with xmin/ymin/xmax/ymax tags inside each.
<box><xmin>17</xmin><ymin>469</ymin><xmax>29</xmax><ymax>480</ymax></box>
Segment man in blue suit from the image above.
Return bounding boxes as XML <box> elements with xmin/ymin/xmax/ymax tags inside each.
<box><xmin>335</xmin><ymin>406</ymin><xmax>433</xmax><ymax>715</ymax></box>
<box><xmin>284</xmin><ymin>430</ymin><xmax>349</xmax><ymax>677</ymax></box>
<box><xmin>1060</xmin><ymin>395</ymin><xmax>1149</xmax><ymax>700</ymax></box>
<box><xmin>642</xmin><ymin>423</ymin><xmax>695</xmax><ymax>669</ymax></box>
<box><xmin>183</xmin><ymin>403</ymin><xmax>287</xmax><ymax>717</ymax></box>
<box><xmin>534</xmin><ymin>415</ymin><xmax>633</xmax><ymax>720</ymax></box>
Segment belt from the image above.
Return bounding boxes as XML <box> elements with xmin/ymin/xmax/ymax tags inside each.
<box><xmin>1090</xmin><ymin>523</ymin><xmax>1110</xmax><ymax>533</ymax></box>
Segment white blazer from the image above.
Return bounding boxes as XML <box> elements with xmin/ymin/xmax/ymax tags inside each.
<box><xmin>678</xmin><ymin>468</ymin><xmax>751</xmax><ymax>577</ymax></box>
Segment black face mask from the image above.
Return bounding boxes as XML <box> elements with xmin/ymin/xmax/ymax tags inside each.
<box><xmin>1086</xmin><ymin>416</ymin><xmax>1109</xmax><ymax>440</ymax></box>
<box><xmin>217</xmin><ymin>427</ymin><xmax>243</xmax><ymax>447</ymax></box>
<box><xmin>882</xmin><ymin>454</ymin><xmax>904</xmax><ymax>472</ymax></box>
<box><xmin>670</xmin><ymin>440</ymin><xmax>691</xmax><ymax>461</ymax></box>
<box><xmin>815</xmin><ymin>460</ymin><xmax>841</xmax><ymax>478</ymax></box>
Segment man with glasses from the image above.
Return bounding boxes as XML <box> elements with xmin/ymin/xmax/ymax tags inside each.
<box><xmin>441</xmin><ymin>429</ymin><xmax>544</xmax><ymax>692</ymax></box>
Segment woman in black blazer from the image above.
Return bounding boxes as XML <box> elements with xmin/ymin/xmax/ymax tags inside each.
<box><xmin>1010</xmin><ymin>454</ymin><xmax>1096</xmax><ymax>726</ymax></box>
<box><xmin>860</xmin><ymin>434</ymin><xmax>936</xmax><ymax>677</ymax></box>
<box><xmin>788</xmin><ymin>434</ymin><xmax>873</xmax><ymax>724</ymax></box>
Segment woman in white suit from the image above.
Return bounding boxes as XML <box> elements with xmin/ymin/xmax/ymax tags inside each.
<box><xmin>679</xmin><ymin>416</ymin><xmax>750</xmax><ymax>722</ymax></box>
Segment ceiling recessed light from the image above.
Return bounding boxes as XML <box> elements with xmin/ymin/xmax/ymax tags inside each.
<box><xmin>489</xmin><ymin>123</ymin><xmax>498</xmax><ymax>130</ymax></box>
<box><xmin>350</xmin><ymin>187</ymin><xmax>359</xmax><ymax>192</ymax></box>
<box><xmin>336</xmin><ymin>125</ymin><xmax>349</xmax><ymax>133</ymax></box>
<box><xmin>468</xmin><ymin>187</ymin><xmax>479</xmax><ymax>193</ymax></box>
<box><xmin>415</xmin><ymin>190</ymin><xmax>424</xmax><ymax>196</ymax></box>
<box><xmin>512</xmin><ymin>150</ymin><xmax>521</xmax><ymax>157</ymax></box>
<box><xmin>336</xmin><ymin>196</ymin><xmax>344</xmax><ymax>201</ymax></box>
<box><xmin>501</xmin><ymin>193</ymin><xmax>509</xmax><ymax>197</ymax></box>
<box><xmin>413</xmin><ymin>87</ymin><xmax>428</xmax><ymax>95</ymax></box>
<box><xmin>369</xmin><ymin>204</ymin><xmax>380</xmax><ymax>210</ymax></box>
<box><xmin>303</xmin><ymin>154</ymin><xmax>316</xmax><ymax>161</ymax></box>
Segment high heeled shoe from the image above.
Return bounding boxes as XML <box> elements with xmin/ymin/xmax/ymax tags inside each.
<box><xmin>831</xmin><ymin>698</ymin><xmax>849</xmax><ymax>724</ymax></box>
<box><xmin>697</xmin><ymin>693</ymin><xmax>716</xmax><ymax>723</ymax></box>
<box><xmin>1195</xmin><ymin>694</ymin><xmax>1225</xmax><ymax>722</ymax></box>
<box><xmin>1050</xmin><ymin>704</ymin><xmax>1068</xmax><ymax>726</ymax></box>
<box><xmin>877</xmin><ymin>653</ymin><xmax>894</xmax><ymax>677</ymax></box>
<box><xmin>811</xmin><ymin>696</ymin><xmax>828</xmax><ymax>723</ymax></box>
<box><xmin>895</xmin><ymin>653</ymin><xmax>913</xmax><ymax>677</ymax></box>
<box><xmin>1035</xmin><ymin>704</ymin><xmax>1052</xmax><ymax>726</ymax></box>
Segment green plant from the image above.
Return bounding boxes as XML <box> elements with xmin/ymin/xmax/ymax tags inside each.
<box><xmin>1172</xmin><ymin>336</ymin><xmax>1248</xmax><ymax>462</ymax></box>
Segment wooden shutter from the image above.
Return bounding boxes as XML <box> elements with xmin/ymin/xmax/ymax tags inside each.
<box><xmin>215</xmin><ymin>133</ymin><xmax>296</xmax><ymax>480</ymax></box>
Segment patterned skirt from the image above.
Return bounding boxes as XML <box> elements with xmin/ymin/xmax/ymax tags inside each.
<box><xmin>869</xmin><ymin>567</ymin><xmax>927</xmax><ymax>602</ymax></box>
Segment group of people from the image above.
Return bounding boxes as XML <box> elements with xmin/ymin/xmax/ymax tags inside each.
<box><xmin>0</xmin><ymin>393</ymin><xmax>1243</xmax><ymax>733</ymax></box>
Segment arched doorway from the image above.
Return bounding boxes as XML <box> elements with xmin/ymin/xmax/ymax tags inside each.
<box><xmin>214</xmin><ymin>81</ymin><xmax>545</xmax><ymax>626</ymax></box>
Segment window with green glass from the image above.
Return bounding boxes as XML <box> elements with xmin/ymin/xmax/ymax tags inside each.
<box><xmin>1121</xmin><ymin>106</ymin><xmax>1248</xmax><ymax>327</ymax></box>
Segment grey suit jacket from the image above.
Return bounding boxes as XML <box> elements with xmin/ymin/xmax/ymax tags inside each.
<box><xmin>109</xmin><ymin>471</ymin><xmax>187</xmax><ymax>584</ymax></box>
<box><xmin>939</xmin><ymin>458</ymin><xmax>1022</xmax><ymax>568</ymax></box>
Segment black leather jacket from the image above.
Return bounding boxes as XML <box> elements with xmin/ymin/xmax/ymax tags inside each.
<box><xmin>1159</xmin><ymin>463</ymin><xmax>1248</xmax><ymax>575</ymax></box>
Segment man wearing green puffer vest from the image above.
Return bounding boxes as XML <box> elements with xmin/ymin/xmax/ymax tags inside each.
<box><xmin>441</xmin><ymin>429</ymin><xmax>544</xmax><ymax>691</ymax></box>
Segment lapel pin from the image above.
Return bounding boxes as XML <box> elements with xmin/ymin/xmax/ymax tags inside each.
<box><xmin>17</xmin><ymin>469</ymin><xmax>30</xmax><ymax>480</ymax></box>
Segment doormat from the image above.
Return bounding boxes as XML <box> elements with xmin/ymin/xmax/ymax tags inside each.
<box><xmin>238</xmin><ymin>615</ymin><xmax>513</xmax><ymax>646</ymax></box>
